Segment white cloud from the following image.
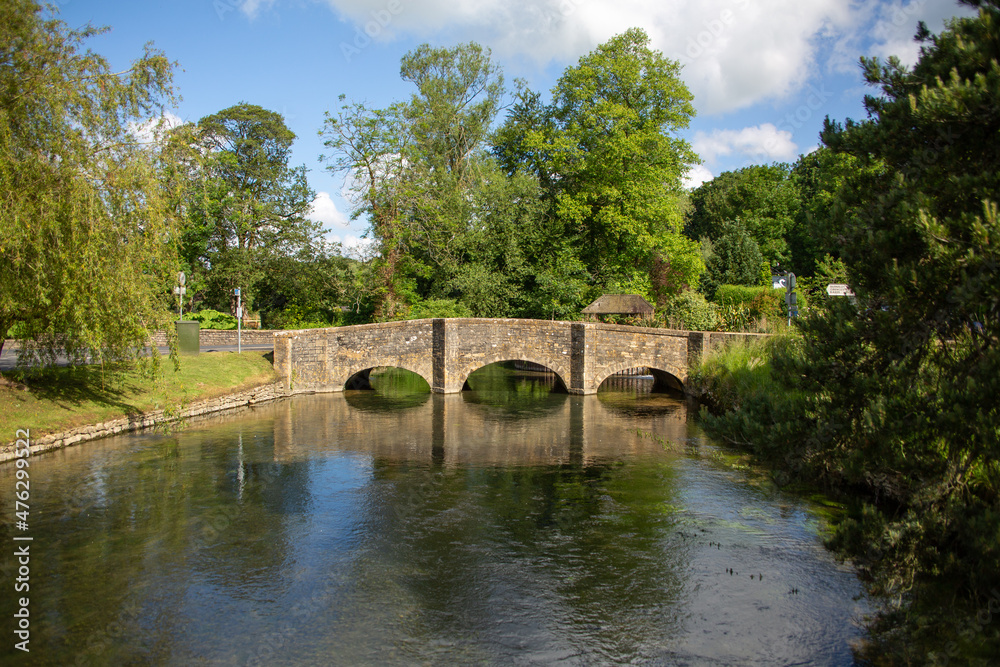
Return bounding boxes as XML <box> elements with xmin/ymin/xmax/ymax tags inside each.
<box><xmin>309</xmin><ymin>191</ymin><xmax>351</xmax><ymax>227</ymax></box>
<box><xmin>867</xmin><ymin>0</ymin><xmax>977</xmax><ymax>66</ymax></box>
<box><xmin>692</xmin><ymin>123</ymin><xmax>798</xmax><ymax>165</ymax></box>
<box><xmin>682</xmin><ymin>164</ymin><xmax>714</xmax><ymax>190</ymax></box>
<box><xmin>128</xmin><ymin>111</ymin><xmax>182</xmax><ymax>144</ymax></box>
<box><xmin>319</xmin><ymin>0</ymin><xmax>855</xmax><ymax>114</ymax></box>
<box><xmin>329</xmin><ymin>234</ymin><xmax>376</xmax><ymax>259</ymax></box>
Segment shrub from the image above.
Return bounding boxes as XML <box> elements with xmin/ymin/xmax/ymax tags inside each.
<box><xmin>403</xmin><ymin>298</ymin><xmax>473</xmax><ymax>320</ymax></box>
<box><xmin>660</xmin><ymin>290</ymin><xmax>718</xmax><ymax>331</ymax></box>
<box><xmin>262</xmin><ymin>305</ymin><xmax>332</xmax><ymax>330</ymax></box>
<box><xmin>714</xmin><ymin>284</ymin><xmax>807</xmax><ymax>321</ymax></box>
<box><xmin>189</xmin><ymin>309</ymin><xmax>237</xmax><ymax>330</ymax></box>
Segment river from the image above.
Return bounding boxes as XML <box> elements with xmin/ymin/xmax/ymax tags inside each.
<box><xmin>0</xmin><ymin>365</ymin><xmax>866</xmax><ymax>665</ymax></box>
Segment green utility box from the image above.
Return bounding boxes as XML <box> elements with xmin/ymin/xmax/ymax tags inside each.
<box><xmin>175</xmin><ymin>320</ymin><xmax>200</xmax><ymax>355</ymax></box>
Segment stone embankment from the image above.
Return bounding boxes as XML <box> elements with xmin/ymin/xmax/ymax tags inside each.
<box><xmin>0</xmin><ymin>381</ymin><xmax>288</xmax><ymax>463</ymax></box>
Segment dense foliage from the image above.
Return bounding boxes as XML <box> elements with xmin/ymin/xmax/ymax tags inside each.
<box><xmin>0</xmin><ymin>0</ymin><xmax>179</xmax><ymax>367</ymax></box>
<box><xmin>323</xmin><ymin>30</ymin><xmax>702</xmax><ymax>322</ymax></box>
<box><xmin>700</xmin><ymin>2</ymin><xmax>1000</xmax><ymax>661</ymax></box>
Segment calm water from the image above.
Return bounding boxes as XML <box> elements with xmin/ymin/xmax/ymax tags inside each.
<box><xmin>1</xmin><ymin>367</ymin><xmax>866</xmax><ymax>665</ymax></box>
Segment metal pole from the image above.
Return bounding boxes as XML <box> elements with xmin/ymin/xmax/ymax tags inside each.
<box><xmin>236</xmin><ymin>287</ymin><xmax>242</xmax><ymax>354</ymax></box>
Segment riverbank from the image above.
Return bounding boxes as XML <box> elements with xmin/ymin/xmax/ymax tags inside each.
<box><xmin>686</xmin><ymin>335</ymin><xmax>1000</xmax><ymax>665</ymax></box>
<box><xmin>0</xmin><ymin>350</ymin><xmax>281</xmax><ymax>462</ymax></box>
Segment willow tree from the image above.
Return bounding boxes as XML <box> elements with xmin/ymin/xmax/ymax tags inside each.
<box><xmin>0</xmin><ymin>0</ymin><xmax>179</xmax><ymax>367</ymax></box>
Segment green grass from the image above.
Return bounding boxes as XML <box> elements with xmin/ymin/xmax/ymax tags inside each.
<box><xmin>0</xmin><ymin>350</ymin><xmax>279</xmax><ymax>439</ymax></box>
<box><xmin>688</xmin><ymin>335</ymin><xmax>787</xmax><ymax>413</ymax></box>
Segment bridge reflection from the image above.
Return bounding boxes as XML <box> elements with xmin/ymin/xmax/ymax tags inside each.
<box><xmin>269</xmin><ymin>392</ymin><xmax>689</xmax><ymax>467</ymax></box>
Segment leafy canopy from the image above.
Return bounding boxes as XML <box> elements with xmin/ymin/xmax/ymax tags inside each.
<box><xmin>0</xmin><ymin>0</ymin><xmax>178</xmax><ymax>367</ymax></box>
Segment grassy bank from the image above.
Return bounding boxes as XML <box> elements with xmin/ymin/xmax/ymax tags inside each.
<box><xmin>689</xmin><ymin>337</ymin><xmax>1000</xmax><ymax>665</ymax></box>
<box><xmin>0</xmin><ymin>351</ymin><xmax>278</xmax><ymax>440</ymax></box>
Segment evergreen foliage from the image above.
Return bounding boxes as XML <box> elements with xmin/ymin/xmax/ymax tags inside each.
<box><xmin>700</xmin><ymin>2</ymin><xmax>1000</xmax><ymax>659</ymax></box>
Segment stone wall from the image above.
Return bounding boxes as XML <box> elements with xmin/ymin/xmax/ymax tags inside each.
<box><xmin>147</xmin><ymin>329</ymin><xmax>279</xmax><ymax>347</ymax></box>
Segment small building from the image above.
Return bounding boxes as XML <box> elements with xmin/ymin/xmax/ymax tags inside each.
<box><xmin>581</xmin><ymin>294</ymin><xmax>655</xmax><ymax>322</ymax></box>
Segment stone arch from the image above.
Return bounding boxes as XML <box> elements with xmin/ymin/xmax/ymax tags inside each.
<box><xmin>338</xmin><ymin>363</ymin><xmax>433</xmax><ymax>392</ymax></box>
<box><xmin>456</xmin><ymin>358</ymin><xmax>570</xmax><ymax>394</ymax></box>
<box><xmin>593</xmin><ymin>362</ymin><xmax>685</xmax><ymax>393</ymax></box>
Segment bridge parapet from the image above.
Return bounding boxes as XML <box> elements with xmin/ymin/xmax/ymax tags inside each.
<box><xmin>273</xmin><ymin>318</ymin><xmax>765</xmax><ymax>395</ymax></box>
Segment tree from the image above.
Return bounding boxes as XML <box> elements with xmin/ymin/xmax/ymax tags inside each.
<box><xmin>707</xmin><ymin>1</ymin><xmax>1000</xmax><ymax>658</ymax></box>
<box><xmin>685</xmin><ymin>163</ymin><xmax>800</xmax><ymax>271</ymax></box>
<box><xmin>0</xmin><ymin>0</ymin><xmax>179</xmax><ymax>366</ymax></box>
<box><xmin>698</xmin><ymin>220</ymin><xmax>765</xmax><ymax>300</ymax></box>
<box><xmin>493</xmin><ymin>28</ymin><xmax>703</xmax><ymax>299</ymax></box>
<box><xmin>177</xmin><ymin>103</ymin><xmax>319</xmax><ymax>322</ymax></box>
<box><xmin>320</xmin><ymin>98</ymin><xmax>417</xmax><ymax>320</ymax></box>
<box><xmin>321</xmin><ymin>43</ymin><xmax>513</xmax><ymax>319</ymax></box>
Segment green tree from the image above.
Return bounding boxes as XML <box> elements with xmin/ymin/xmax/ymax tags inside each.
<box><xmin>685</xmin><ymin>163</ymin><xmax>800</xmax><ymax>270</ymax></box>
<box><xmin>321</xmin><ymin>43</ymin><xmax>514</xmax><ymax>319</ymax></box>
<box><xmin>178</xmin><ymin>103</ymin><xmax>319</xmax><ymax>322</ymax></box>
<box><xmin>493</xmin><ymin>29</ymin><xmax>703</xmax><ymax>300</ymax></box>
<box><xmin>320</xmin><ymin>99</ymin><xmax>413</xmax><ymax>320</ymax></box>
<box><xmin>699</xmin><ymin>220</ymin><xmax>765</xmax><ymax>300</ymax></box>
<box><xmin>705</xmin><ymin>2</ymin><xmax>1000</xmax><ymax>659</ymax></box>
<box><xmin>552</xmin><ymin>28</ymin><xmax>701</xmax><ymax>289</ymax></box>
<box><xmin>0</xmin><ymin>0</ymin><xmax>179</xmax><ymax>366</ymax></box>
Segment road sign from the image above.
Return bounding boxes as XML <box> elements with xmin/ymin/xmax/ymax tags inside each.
<box><xmin>234</xmin><ymin>287</ymin><xmax>241</xmax><ymax>296</ymax></box>
<box><xmin>178</xmin><ymin>271</ymin><xmax>186</xmax><ymax>286</ymax></box>
<box><xmin>172</xmin><ymin>286</ymin><xmax>186</xmax><ymax>295</ymax></box>
<box><xmin>772</xmin><ymin>275</ymin><xmax>786</xmax><ymax>289</ymax></box>
<box><xmin>826</xmin><ymin>284</ymin><xmax>855</xmax><ymax>297</ymax></box>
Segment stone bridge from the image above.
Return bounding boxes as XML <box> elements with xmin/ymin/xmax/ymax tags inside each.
<box><xmin>273</xmin><ymin>318</ymin><xmax>758</xmax><ymax>395</ymax></box>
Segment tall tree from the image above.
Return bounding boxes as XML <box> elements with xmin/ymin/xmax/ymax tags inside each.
<box><xmin>0</xmin><ymin>0</ymin><xmax>178</xmax><ymax>366</ymax></box>
<box><xmin>320</xmin><ymin>99</ymin><xmax>416</xmax><ymax>320</ymax></box>
<box><xmin>321</xmin><ymin>43</ymin><xmax>511</xmax><ymax>319</ymax></box>
<box><xmin>707</xmin><ymin>1</ymin><xmax>1000</xmax><ymax>658</ymax></box>
<box><xmin>494</xmin><ymin>28</ymin><xmax>703</xmax><ymax>300</ymax></box>
<box><xmin>178</xmin><ymin>103</ymin><xmax>319</xmax><ymax>321</ymax></box>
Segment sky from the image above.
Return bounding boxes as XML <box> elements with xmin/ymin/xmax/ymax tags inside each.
<box><xmin>52</xmin><ymin>0</ymin><xmax>977</xmax><ymax>253</ymax></box>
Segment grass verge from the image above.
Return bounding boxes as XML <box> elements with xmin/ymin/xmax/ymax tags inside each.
<box><xmin>0</xmin><ymin>350</ymin><xmax>278</xmax><ymax>439</ymax></box>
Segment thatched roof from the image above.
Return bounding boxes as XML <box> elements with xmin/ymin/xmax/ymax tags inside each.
<box><xmin>582</xmin><ymin>294</ymin><xmax>655</xmax><ymax>315</ymax></box>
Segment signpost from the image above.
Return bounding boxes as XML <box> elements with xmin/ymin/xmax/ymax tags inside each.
<box><xmin>235</xmin><ymin>287</ymin><xmax>242</xmax><ymax>354</ymax></box>
<box><xmin>826</xmin><ymin>284</ymin><xmax>855</xmax><ymax>297</ymax></box>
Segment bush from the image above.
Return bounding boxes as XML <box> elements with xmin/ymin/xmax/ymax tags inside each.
<box><xmin>262</xmin><ymin>305</ymin><xmax>333</xmax><ymax>330</ymax></box>
<box><xmin>660</xmin><ymin>290</ymin><xmax>718</xmax><ymax>331</ymax></box>
<box><xmin>713</xmin><ymin>284</ymin><xmax>807</xmax><ymax>325</ymax></box>
<box><xmin>403</xmin><ymin>298</ymin><xmax>473</xmax><ymax>320</ymax></box>
<box><xmin>189</xmin><ymin>309</ymin><xmax>237</xmax><ymax>330</ymax></box>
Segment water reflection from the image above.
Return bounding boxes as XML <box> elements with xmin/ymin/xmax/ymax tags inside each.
<box><xmin>0</xmin><ymin>372</ymin><xmax>865</xmax><ymax>666</ymax></box>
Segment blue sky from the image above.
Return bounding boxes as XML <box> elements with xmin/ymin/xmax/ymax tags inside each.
<box><xmin>53</xmin><ymin>0</ymin><xmax>976</xmax><ymax>253</ymax></box>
